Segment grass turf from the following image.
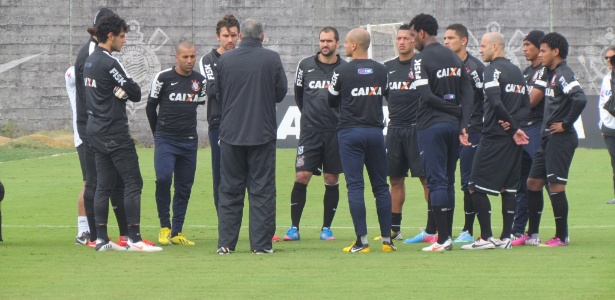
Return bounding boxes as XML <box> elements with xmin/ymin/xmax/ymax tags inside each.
<box><xmin>0</xmin><ymin>148</ymin><xmax>614</xmax><ymax>298</ymax></box>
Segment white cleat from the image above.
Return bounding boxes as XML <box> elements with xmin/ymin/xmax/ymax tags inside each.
<box><xmin>126</xmin><ymin>240</ymin><xmax>163</xmax><ymax>252</ymax></box>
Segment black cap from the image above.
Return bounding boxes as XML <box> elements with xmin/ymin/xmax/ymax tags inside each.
<box><xmin>93</xmin><ymin>8</ymin><xmax>114</xmax><ymax>26</ymax></box>
<box><xmin>523</xmin><ymin>30</ymin><xmax>545</xmax><ymax>49</ymax></box>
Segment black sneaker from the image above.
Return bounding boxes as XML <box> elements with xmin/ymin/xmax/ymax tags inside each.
<box><xmin>217</xmin><ymin>247</ymin><xmax>232</xmax><ymax>255</ymax></box>
<box><xmin>75</xmin><ymin>231</ymin><xmax>90</xmax><ymax>245</ymax></box>
<box><xmin>252</xmin><ymin>248</ymin><xmax>275</xmax><ymax>254</ymax></box>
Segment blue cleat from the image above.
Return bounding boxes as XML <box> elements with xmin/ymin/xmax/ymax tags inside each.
<box><xmin>452</xmin><ymin>230</ymin><xmax>474</xmax><ymax>245</ymax></box>
<box><xmin>403</xmin><ymin>229</ymin><xmax>437</xmax><ymax>244</ymax></box>
<box><xmin>320</xmin><ymin>227</ymin><xmax>335</xmax><ymax>240</ymax></box>
<box><xmin>283</xmin><ymin>226</ymin><xmax>300</xmax><ymax>241</ymax></box>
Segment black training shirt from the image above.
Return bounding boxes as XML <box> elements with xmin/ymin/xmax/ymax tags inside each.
<box><xmin>384</xmin><ymin>56</ymin><xmax>419</xmax><ymax>128</ymax></box>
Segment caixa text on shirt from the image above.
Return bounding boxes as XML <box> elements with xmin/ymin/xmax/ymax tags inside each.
<box><xmin>169</xmin><ymin>93</ymin><xmax>202</xmax><ymax>102</ymax></box>
<box><xmin>351</xmin><ymin>86</ymin><xmax>383</xmax><ymax>96</ymax></box>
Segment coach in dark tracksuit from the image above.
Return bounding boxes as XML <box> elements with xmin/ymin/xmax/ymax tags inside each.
<box><xmin>328</xmin><ymin>28</ymin><xmax>395</xmax><ymax>253</ymax></box>
<box><xmin>215</xmin><ymin>19</ymin><xmax>288</xmax><ymax>254</ymax></box>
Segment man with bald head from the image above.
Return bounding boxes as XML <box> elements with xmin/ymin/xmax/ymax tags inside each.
<box><xmin>461</xmin><ymin>32</ymin><xmax>530</xmax><ymax>250</ymax></box>
<box><xmin>328</xmin><ymin>28</ymin><xmax>394</xmax><ymax>253</ymax></box>
<box><xmin>147</xmin><ymin>40</ymin><xmax>207</xmax><ymax>246</ymax></box>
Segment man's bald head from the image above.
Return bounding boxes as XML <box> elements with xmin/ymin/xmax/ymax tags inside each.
<box><xmin>347</xmin><ymin>28</ymin><xmax>371</xmax><ymax>51</ymax></box>
<box><xmin>479</xmin><ymin>32</ymin><xmax>506</xmax><ymax>62</ymax></box>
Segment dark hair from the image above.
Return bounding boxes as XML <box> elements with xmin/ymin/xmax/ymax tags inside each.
<box><xmin>398</xmin><ymin>23</ymin><xmax>411</xmax><ymax>31</ymax></box>
<box><xmin>216</xmin><ymin>14</ymin><xmax>240</xmax><ymax>35</ymax></box>
<box><xmin>540</xmin><ymin>32</ymin><xmax>569</xmax><ymax>59</ymax></box>
<box><xmin>94</xmin><ymin>14</ymin><xmax>128</xmax><ymax>43</ymax></box>
<box><xmin>320</xmin><ymin>27</ymin><xmax>339</xmax><ymax>41</ymax></box>
<box><xmin>446</xmin><ymin>23</ymin><xmax>468</xmax><ymax>40</ymax></box>
<box><xmin>409</xmin><ymin>13</ymin><xmax>438</xmax><ymax>36</ymax></box>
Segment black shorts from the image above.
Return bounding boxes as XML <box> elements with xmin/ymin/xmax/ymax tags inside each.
<box><xmin>386</xmin><ymin>127</ymin><xmax>424</xmax><ymax>178</ymax></box>
<box><xmin>295</xmin><ymin>131</ymin><xmax>343</xmax><ymax>174</ymax></box>
<box><xmin>529</xmin><ymin>131</ymin><xmax>578</xmax><ymax>184</ymax></box>
<box><xmin>469</xmin><ymin>136</ymin><xmax>523</xmax><ymax>196</ymax></box>
<box><xmin>76</xmin><ymin>143</ymin><xmax>86</xmax><ymax>181</ymax></box>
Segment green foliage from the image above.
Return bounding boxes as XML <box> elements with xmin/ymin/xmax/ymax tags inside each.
<box><xmin>0</xmin><ymin>119</ymin><xmax>18</xmax><ymax>138</ymax></box>
<box><xmin>0</xmin><ymin>149</ymin><xmax>614</xmax><ymax>298</ymax></box>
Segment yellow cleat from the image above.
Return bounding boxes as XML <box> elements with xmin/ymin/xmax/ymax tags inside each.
<box><xmin>382</xmin><ymin>241</ymin><xmax>397</xmax><ymax>252</ymax></box>
<box><xmin>170</xmin><ymin>233</ymin><xmax>196</xmax><ymax>246</ymax></box>
<box><xmin>158</xmin><ymin>227</ymin><xmax>171</xmax><ymax>246</ymax></box>
<box><xmin>342</xmin><ymin>242</ymin><xmax>370</xmax><ymax>253</ymax></box>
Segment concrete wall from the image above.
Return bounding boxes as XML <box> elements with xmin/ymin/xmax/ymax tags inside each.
<box><xmin>1</xmin><ymin>0</ymin><xmax>613</xmax><ymax>147</ymax></box>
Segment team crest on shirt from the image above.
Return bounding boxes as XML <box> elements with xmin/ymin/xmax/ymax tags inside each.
<box><xmin>297</xmin><ymin>146</ymin><xmax>304</xmax><ymax>155</ymax></box>
<box><xmin>551</xmin><ymin>74</ymin><xmax>558</xmax><ymax>86</ymax></box>
<box><xmin>191</xmin><ymin>80</ymin><xmax>200</xmax><ymax>92</ymax></box>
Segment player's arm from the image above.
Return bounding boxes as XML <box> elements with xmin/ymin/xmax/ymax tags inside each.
<box><xmin>275</xmin><ymin>55</ymin><xmax>288</xmax><ymax>103</ymax></box>
<box><xmin>598</xmin><ymin>75</ymin><xmax>611</xmax><ymax>126</ymax></box>
<box><xmin>146</xmin><ymin>73</ymin><xmax>163</xmax><ymax>135</ymax></box>
<box><xmin>294</xmin><ymin>60</ymin><xmax>305</xmax><ymax>111</ymax></box>
<box><xmin>560</xmin><ymin>73</ymin><xmax>587</xmax><ymax>131</ymax></box>
<box><xmin>199</xmin><ymin>55</ymin><xmax>216</xmax><ymax>105</ymax></box>
<box><xmin>484</xmin><ymin>67</ymin><xmax>518</xmax><ymax>134</ymax></box>
<box><xmin>530</xmin><ymin>67</ymin><xmax>547</xmax><ymax>107</ymax></box>
<box><xmin>327</xmin><ymin>71</ymin><xmax>341</xmax><ymax>108</ymax></box>
<box><xmin>459</xmin><ymin>68</ymin><xmax>474</xmax><ymax>133</ymax></box>
<box><xmin>111</xmin><ymin>60</ymin><xmax>141</xmax><ymax>102</ymax></box>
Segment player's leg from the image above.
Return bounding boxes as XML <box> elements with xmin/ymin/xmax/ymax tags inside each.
<box><xmin>338</xmin><ymin>128</ymin><xmax>369</xmax><ymax>252</ymax></box>
<box><xmin>513</xmin><ymin>125</ymin><xmax>541</xmax><ymax>238</ymax></box>
<box><xmin>603</xmin><ymin>133</ymin><xmax>615</xmax><ymax>203</ymax></box>
<box><xmin>110</xmin><ymin>172</ymin><xmax>128</xmax><ymax>244</ymax></box>
<box><xmin>320</xmin><ymin>131</ymin><xmax>342</xmax><ymax>240</ymax></box>
<box><xmin>541</xmin><ymin>132</ymin><xmax>577</xmax><ymax>247</ymax></box>
<box><xmin>454</xmin><ymin>132</ymin><xmax>480</xmax><ymax>244</ymax></box>
<box><xmin>385</xmin><ymin>128</ymin><xmax>407</xmax><ymax>240</ymax></box>
<box><xmin>92</xmin><ymin>147</ymin><xmax>117</xmax><ymax>250</ymax></box>
<box><xmin>525</xmin><ymin>138</ymin><xmax>547</xmax><ymax>246</ymax></box>
<box><xmin>154</xmin><ymin>136</ymin><xmax>176</xmax><ymax>245</ymax></box>
<box><xmin>445</xmin><ymin>127</ymin><xmax>460</xmax><ymax>244</ymax></box>
<box><xmin>75</xmin><ymin>144</ymin><xmax>89</xmax><ymax>244</ymax></box>
<box><xmin>364</xmin><ymin>127</ymin><xmax>394</xmax><ymax>252</ymax></box>
<box><xmin>83</xmin><ymin>140</ymin><xmax>98</xmax><ymax>246</ymax></box>
<box><xmin>209</xmin><ymin>128</ymin><xmax>221</xmax><ymax>211</ymax></box>
<box><xmin>170</xmin><ymin>138</ymin><xmax>198</xmax><ymax>246</ymax></box>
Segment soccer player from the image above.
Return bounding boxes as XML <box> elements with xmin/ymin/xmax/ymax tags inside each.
<box><xmin>198</xmin><ymin>14</ymin><xmax>240</xmax><ymax>212</ymax></box>
<box><xmin>216</xmin><ymin>19</ymin><xmax>287</xmax><ymax>255</ymax></box>
<box><xmin>74</xmin><ymin>8</ymin><xmax>134</xmax><ymax>248</ymax></box>
<box><xmin>521</xmin><ymin>32</ymin><xmax>587</xmax><ymax>247</ymax></box>
<box><xmin>328</xmin><ymin>28</ymin><xmax>395</xmax><ymax>253</ymax></box>
<box><xmin>460</xmin><ymin>32</ymin><xmax>530</xmax><ymax>250</ymax></box>
<box><xmin>283</xmin><ymin>27</ymin><xmax>345</xmax><ymax>242</ymax></box>
<box><xmin>65</xmin><ymin>66</ymin><xmax>90</xmax><ymax>244</ymax></box>
<box><xmin>381</xmin><ymin>24</ymin><xmax>428</xmax><ymax>242</ymax></box>
<box><xmin>147</xmin><ymin>41</ymin><xmax>206</xmax><ymax>246</ymax></box>
<box><xmin>407</xmin><ymin>14</ymin><xmax>474</xmax><ymax>252</ymax></box>
<box><xmin>511</xmin><ymin>30</ymin><xmax>547</xmax><ymax>244</ymax></box>
<box><xmin>599</xmin><ymin>47</ymin><xmax>615</xmax><ymax>204</ymax></box>
<box><xmin>84</xmin><ymin>13</ymin><xmax>162</xmax><ymax>252</ymax></box>
<box><xmin>443</xmin><ymin>23</ymin><xmax>486</xmax><ymax>245</ymax></box>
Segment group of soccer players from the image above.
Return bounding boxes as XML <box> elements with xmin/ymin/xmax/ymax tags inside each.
<box><xmin>286</xmin><ymin>13</ymin><xmax>586</xmax><ymax>252</ymax></box>
<box><xmin>68</xmin><ymin>8</ymin><xmax>587</xmax><ymax>253</ymax></box>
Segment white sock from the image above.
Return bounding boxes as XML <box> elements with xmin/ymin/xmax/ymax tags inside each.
<box><xmin>381</xmin><ymin>236</ymin><xmax>391</xmax><ymax>243</ymax></box>
<box><xmin>77</xmin><ymin>216</ymin><xmax>89</xmax><ymax>236</ymax></box>
<box><xmin>360</xmin><ymin>235</ymin><xmax>368</xmax><ymax>245</ymax></box>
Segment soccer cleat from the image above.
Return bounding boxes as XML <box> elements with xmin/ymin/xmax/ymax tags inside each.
<box><xmin>511</xmin><ymin>232</ymin><xmax>530</xmax><ymax>246</ymax></box>
<box><xmin>95</xmin><ymin>239</ymin><xmax>127</xmax><ymax>252</ymax></box>
<box><xmin>343</xmin><ymin>242</ymin><xmax>370</xmax><ymax>253</ymax></box>
<box><xmin>421</xmin><ymin>239</ymin><xmax>453</xmax><ymax>252</ymax></box>
<box><xmin>404</xmin><ymin>229</ymin><xmax>437</xmax><ymax>244</ymax></box>
<box><xmin>75</xmin><ymin>231</ymin><xmax>90</xmax><ymax>245</ymax></box>
<box><xmin>461</xmin><ymin>238</ymin><xmax>496</xmax><ymax>250</ymax></box>
<box><xmin>525</xmin><ymin>233</ymin><xmax>541</xmax><ymax>246</ymax></box>
<box><xmin>382</xmin><ymin>241</ymin><xmax>397</xmax><ymax>252</ymax></box>
<box><xmin>320</xmin><ymin>227</ymin><xmax>336</xmax><ymax>240</ymax></box>
<box><xmin>217</xmin><ymin>247</ymin><xmax>232</xmax><ymax>255</ymax></box>
<box><xmin>374</xmin><ymin>230</ymin><xmax>403</xmax><ymax>241</ymax></box>
<box><xmin>253</xmin><ymin>248</ymin><xmax>275</xmax><ymax>254</ymax></box>
<box><xmin>283</xmin><ymin>226</ymin><xmax>300</xmax><ymax>241</ymax></box>
<box><xmin>159</xmin><ymin>227</ymin><xmax>171</xmax><ymax>245</ymax></box>
<box><xmin>538</xmin><ymin>236</ymin><xmax>569</xmax><ymax>247</ymax></box>
<box><xmin>170</xmin><ymin>233</ymin><xmax>196</xmax><ymax>246</ymax></box>
<box><xmin>607</xmin><ymin>198</ymin><xmax>615</xmax><ymax>204</ymax></box>
<box><xmin>272</xmin><ymin>235</ymin><xmax>280</xmax><ymax>242</ymax></box>
<box><xmin>452</xmin><ymin>230</ymin><xmax>473</xmax><ymax>245</ymax></box>
<box><xmin>491</xmin><ymin>237</ymin><xmax>512</xmax><ymax>249</ymax></box>
<box><xmin>87</xmin><ymin>240</ymin><xmax>96</xmax><ymax>248</ymax></box>
<box><xmin>117</xmin><ymin>236</ymin><xmax>128</xmax><ymax>247</ymax></box>
<box><xmin>126</xmin><ymin>239</ymin><xmax>163</xmax><ymax>252</ymax></box>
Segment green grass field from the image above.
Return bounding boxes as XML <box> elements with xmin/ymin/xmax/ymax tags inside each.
<box><xmin>0</xmin><ymin>148</ymin><xmax>614</xmax><ymax>299</ymax></box>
